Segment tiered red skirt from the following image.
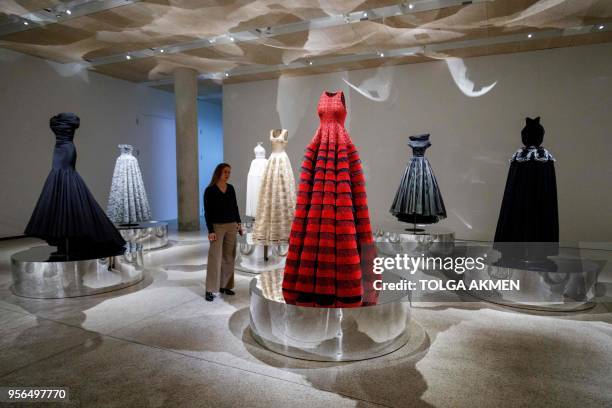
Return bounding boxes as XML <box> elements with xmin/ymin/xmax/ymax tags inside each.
<box><xmin>282</xmin><ymin>125</ymin><xmax>376</xmax><ymax>307</ymax></box>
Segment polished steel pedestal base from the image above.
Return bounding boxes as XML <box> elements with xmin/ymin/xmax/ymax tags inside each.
<box><xmin>249</xmin><ymin>269</ymin><xmax>411</xmax><ymax>361</ymax></box>
<box><xmin>117</xmin><ymin>221</ymin><xmax>168</xmax><ymax>251</ymax></box>
<box><xmin>376</xmin><ymin>225</ymin><xmax>455</xmax><ymax>256</ymax></box>
<box><xmin>11</xmin><ymin>245</ymin><xmax>145</xmax><ymax>299</ymax></box>
<box><xmin>464</xmin><ymin>258</ymin><xmax>601</xmax><ymax>312</ymax></box>
<box><xmin>236</xmin><ymin>232</ymin><xmax>287</xmax><ymax>274</ymax></box>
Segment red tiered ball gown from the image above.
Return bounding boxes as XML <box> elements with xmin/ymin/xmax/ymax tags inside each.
<box><xmin>282</xmin><ymin>90</ymin><xmax>376</xmax><ymax>308</ymax></box>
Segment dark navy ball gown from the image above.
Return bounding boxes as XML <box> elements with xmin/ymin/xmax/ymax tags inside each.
<box><xmin>24</xmin><ymin>113</ymin><xmax>126</xmax><ymax>256</ymax></box>
<box><xmin>494</xmin><ymin>117</ymin><xmax>559</xmax><ymax>265</ymax></box>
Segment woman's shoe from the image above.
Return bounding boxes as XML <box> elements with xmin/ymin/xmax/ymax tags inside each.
<box><xmin>220</xmin><ymin>288</ymin><xmax>235</xmax><ymax>296</ymax></box>
<box><xmin>205</xmin><ymin>292</ymin><xmax>215</xmax><ymax>302</ymax></box>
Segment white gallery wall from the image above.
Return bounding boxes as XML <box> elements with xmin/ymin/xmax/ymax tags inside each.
<box><xmin>0</xmin><ymin>48</ymin><xmax>177</xmax><ymax>238</ymax></box>
<box><xmin>224</xmin><ymin>42</ymin><xmax>612</xmax><ymax>244</ymax></box>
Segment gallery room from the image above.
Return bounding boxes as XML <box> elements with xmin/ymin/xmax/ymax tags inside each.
<box><xmin>0</xmin><ymin>0</ymin><xmax>611</xmax><ymax>407</ymax></box>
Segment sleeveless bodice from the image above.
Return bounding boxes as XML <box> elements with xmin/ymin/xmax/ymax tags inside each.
<box><xmin>50</xmin><ymin>113</ymin><xmax>80</xmax><ymax>170</ymax></box>
<box><xmin>408</xmin><ymin>134</ymin><xmax>431</xmax><ymax>157</ymax></box>
<box><xmin>119</xmin><ymin>144</ymin><xmax>134</xmax><ymax>156</ymax></box>
<box><xmin>254</xmin><ymin>142</ymin><xmax>266</xmax><ymax>159</ymax></box>
<box><xmin>317</xmin><ymin>91</ymin><xmax>347</xmax><ymax>125</ymax></box>
<box><xmin>270</xmin><ymin>129</ymin><xmax>288</xmax><ymax>153</ymax></box>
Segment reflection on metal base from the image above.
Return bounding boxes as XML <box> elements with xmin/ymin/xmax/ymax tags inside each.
<box><xmin>236</xmin><ymin>232</ymin><xmax>287</xmax><ymax>274</ymax></box>
<box><xmin>376</xmin><ymin>225</ymin><xmax>455</xmax><ymax>256</ymax></box>
<box><xmin>11</xmin><ymin>245</ymin><xmax>144</xmax><ymax>299</ymax></box>
<box><xmin>464</xmin><ymin>258</ymin><xmax>601</xmax><ymax>312</ymax></box>
<box><xmin>249</xmin><ymin>269</ymin><xmax>411</xmax><ymax>361</ymax></box>
<box><xmin>117</xmin><ymin>221</ymin><xmax>169</xmax><ymax>251</ymax></box>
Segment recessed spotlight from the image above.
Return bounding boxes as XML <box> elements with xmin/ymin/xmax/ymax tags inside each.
<box><xmin>308</xmin><ymin>60</ymin><xmax>313</xmax><ymax>65</ymax></box>
<box><xmin>363</xmin><ymin>12</ymin><xmax>368</xmax><ymax>17</ymax></box>
<box><xmin>527</xmin><ymin>33</ymin><xmax>533</xmax><ymax>38</ymax></box>
<box><xmin>159</xmin><ymin>49</ymin><xmax>165</xmax><ymax>53</ymax></box>
<box><xmin>224</xmin><ymin>72</ymin><xmax>229</xmax><ymax>77</ymax></box>
<box><xmin>598</xmin><ymin>25</ymin><xmax>604</xmax><ymax>30</ymax></box>
<box><xmin>126</xmin><ymin>55</ymin><xmax>132</xmax><ymax>60</ymax></box>
<box><xmin>23</xmin><ymin>21</ymin><xmax>29</xmax><ymax>26</ymax></box>
<box><xmin>66</xmin><ymin>9</ymin><xmax>72</xmax><ymax>15</ymax></box>
<box><xmin>229</xmin><ymin>36</ymin><xmax>235</xmax><ymax>42</ymax></box>
<box><xmin>379</xmin><ymin>52</ymin><xmax>385</xmax><ymax>58</ymax></box>
<box><xmin>409</xmin><ymin>3</ymin><xmax>414</xmax><ymax>9</ymax></box>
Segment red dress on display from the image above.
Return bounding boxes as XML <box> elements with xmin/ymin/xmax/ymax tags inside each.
<box><xmin>282</xmin><ymin>91</ymin><xmax>376</xmax><ymax>308</ymax></box>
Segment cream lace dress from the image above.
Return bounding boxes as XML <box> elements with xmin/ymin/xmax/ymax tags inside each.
<box><xmin>252</xmin><ymin>129</ymin><xmax>296</xmax><ymax>244</ymax></box>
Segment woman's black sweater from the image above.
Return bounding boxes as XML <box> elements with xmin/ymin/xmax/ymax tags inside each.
<box><xmin>203</xmin><ymin>184</ymin><xmax>242</xmax><ymax>233</ymax></box>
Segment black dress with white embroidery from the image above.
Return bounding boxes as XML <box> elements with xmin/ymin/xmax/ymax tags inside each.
<box><xmin>494</xmin><ymin>117</ymin><xmax>558</xmax><ymax>261</ymax></box>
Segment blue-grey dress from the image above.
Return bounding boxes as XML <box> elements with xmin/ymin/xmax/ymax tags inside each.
<box><xmin>390</xmin><ymin>134</ymin><xmax>446</xmax><ymax>224</ymax></box>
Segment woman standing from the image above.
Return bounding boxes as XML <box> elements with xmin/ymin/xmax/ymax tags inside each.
<box><xmin>204</xmin><ymin>163</ymin><xmax>243</xmax><ymax>302</ymax></box>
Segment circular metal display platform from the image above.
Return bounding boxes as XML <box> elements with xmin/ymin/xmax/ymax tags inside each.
<box><xmin>117</xmin><ymin>221</ymin><xmax>169</xmax><ymax>251</ymax></box>
<box><xmin>236</xmin><ymin>232</ymin><xmax>288</xmax><ymax>274</ymax></box>
<box><xmin>249</xmin><ymin>269</ymin><xmax>411</xmax><ymax>361</ymax></box>
<box><xmin>11</xmin><ymin>244</ymin><xmax>145</xmax><ymax>299</ymax></box>
<box><xmin>463</xmin><ymin>254</ymin><xmax>601</xmax><ymax>311</ymax></box>
<box><xmin>376</xmin><ymin>225</ymin><xmax>455</xmax><ymax>257</ymax></box>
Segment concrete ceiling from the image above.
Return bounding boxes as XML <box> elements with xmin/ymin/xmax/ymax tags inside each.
<box><xmin>1</xmin><ymin>0</ymin><xmax>611</xmax><ymax>89</ymax></box>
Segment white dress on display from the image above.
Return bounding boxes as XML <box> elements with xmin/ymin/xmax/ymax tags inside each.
<box><xmin>245</xmin><ymin>142</ymin><xmax>268</xmax><ymax>218</ymax></box>
<box><xmin>107</xmin><ymin>144</ymin><xmax>152</xmax><ymax>224</ymax></box>
<box><xmin>253</xmin><ymin>129</ymin><xmax>296</xmax><ymax>244</ymax></box>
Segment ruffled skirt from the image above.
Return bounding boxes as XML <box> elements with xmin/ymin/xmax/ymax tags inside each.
<box><xmin>282</xmin><ymin>123</ymin><xmax>377</xmax><ymax>308</ymax></box>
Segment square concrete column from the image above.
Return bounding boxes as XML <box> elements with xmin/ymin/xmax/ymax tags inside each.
<box><xmin>174</xmin><ymin>67</ymin><xmax>200</xmax><ymax>231</ymax></box>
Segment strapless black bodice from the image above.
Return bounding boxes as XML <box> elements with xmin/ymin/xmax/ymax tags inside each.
<box><xmin>50</xmin><ymin>113</ymin><xmax>79</xmax><ymax>170</ymax></box>
<box><xmin>408</xmin><ymin>134</ymin><xmax>431</xmax><ymax>157</ymax></box>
